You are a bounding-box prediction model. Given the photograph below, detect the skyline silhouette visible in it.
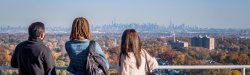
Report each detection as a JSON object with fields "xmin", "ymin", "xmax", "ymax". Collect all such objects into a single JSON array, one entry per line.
[{"xmin": 0, "ymin": 0, "xmax": 250, "ymax": 29}]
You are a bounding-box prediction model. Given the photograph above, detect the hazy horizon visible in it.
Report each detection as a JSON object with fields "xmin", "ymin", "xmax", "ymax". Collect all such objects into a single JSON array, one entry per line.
[{"xmin": 0, "ymin": 0, "xmax": 250, "ymax": 29}]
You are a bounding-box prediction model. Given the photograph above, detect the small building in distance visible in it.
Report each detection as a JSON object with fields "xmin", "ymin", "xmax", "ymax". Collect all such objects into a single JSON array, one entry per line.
[
  {"xmin": 191, "ymin": 35, "xmax": 215, "ymax": 50},
  {"xmin": 171, "ymin": 40, "xmax": 189, "ymax": 49}
]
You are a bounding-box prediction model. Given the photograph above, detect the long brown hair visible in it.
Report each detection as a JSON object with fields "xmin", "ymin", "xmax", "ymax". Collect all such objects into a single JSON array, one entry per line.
[
  {"xmin": 70, "ymin": 17, "xmax": 91, "ymax": 40},
  {"xmin": 119, "ymin": 29, "xmax": 142, "ymax": 69}
]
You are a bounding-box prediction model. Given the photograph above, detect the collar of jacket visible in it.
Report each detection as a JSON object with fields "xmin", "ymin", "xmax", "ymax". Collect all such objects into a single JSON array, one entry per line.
[{"xmin": 28, "ymin": 37, "xmax": 43, "ymax": 43}]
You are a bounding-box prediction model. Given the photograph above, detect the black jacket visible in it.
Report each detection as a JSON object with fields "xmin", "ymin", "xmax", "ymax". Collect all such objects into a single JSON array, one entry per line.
[{"xmin": 11, "ymin": 38, "xmax": 56, "ymax": 75}]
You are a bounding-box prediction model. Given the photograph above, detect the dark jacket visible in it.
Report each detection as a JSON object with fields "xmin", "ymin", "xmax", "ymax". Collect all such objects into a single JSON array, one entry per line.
[{"xmin": 11, "ymin": 38, "xmax": 56, "ymax": 75}]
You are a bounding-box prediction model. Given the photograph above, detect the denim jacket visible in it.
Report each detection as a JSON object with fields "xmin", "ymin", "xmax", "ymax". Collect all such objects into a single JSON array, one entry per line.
[{"xmin": 65, "ymin": 39, "xmax": 109, "ymax": 75}]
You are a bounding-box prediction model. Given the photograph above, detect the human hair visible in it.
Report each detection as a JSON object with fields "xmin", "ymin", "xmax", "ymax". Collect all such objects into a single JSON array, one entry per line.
[
  {"xmin": 70, "ymin": 17, "xmax": 91, "ymax": 40},
  {"xmin": 28, "ymin": 22, "xmax": 45, "ymax": 39},
  {"xmin": 119, "ymin": 29, "xmax": 142, "ymax": 69}
]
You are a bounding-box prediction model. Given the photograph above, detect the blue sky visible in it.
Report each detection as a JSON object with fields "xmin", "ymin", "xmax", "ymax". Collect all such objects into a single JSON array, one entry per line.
[{"xmin": 0, "ymin": 0, "xmax": 249, "ymax": 29}]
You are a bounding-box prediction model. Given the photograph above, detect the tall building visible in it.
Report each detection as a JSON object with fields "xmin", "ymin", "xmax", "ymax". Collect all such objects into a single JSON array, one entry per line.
[
  {"xmin": 171, "ymin": 32, "xmax": 188, "ymax": 49},
  {"xmin": 191, "ymin": 35, "xmax": 215, "ymax": 50},
  {"xmin": 171, "ymin": 40, "xmax": 189, "ymax": 49}
]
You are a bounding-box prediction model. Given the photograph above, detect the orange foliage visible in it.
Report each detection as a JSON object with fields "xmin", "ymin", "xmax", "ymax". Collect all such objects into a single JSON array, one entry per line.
[{"xmin": 232, "ymin": 70, "xmax": 241, "ymax": 75}]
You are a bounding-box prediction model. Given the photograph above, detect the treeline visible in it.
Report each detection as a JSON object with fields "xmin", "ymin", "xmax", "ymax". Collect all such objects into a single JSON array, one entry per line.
[
  {"xmin": 1, "ymin": 34, "xmax": 250, "ymax": 74},
  {"xmin": 106, "ymin": 37, "xmax": 250, "ymax": 74}
]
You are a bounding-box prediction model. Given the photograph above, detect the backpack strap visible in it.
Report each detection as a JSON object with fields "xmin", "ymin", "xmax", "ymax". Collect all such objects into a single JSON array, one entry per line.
[
  {"xmin": 88, "ymin": 40, "xmax": 96, "ymax": 52},
  {"xmin": 144, "ymin": 50, "xmax": 151, "ymax": 73}
]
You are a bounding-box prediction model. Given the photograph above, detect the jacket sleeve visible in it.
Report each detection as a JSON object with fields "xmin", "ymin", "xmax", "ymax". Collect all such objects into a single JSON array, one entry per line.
[
  {"xmin": 95, "ymin": 42, "xmax": 110, "ymax": 69},
  {"xmin": 144, "ymin": 49, "xmax": 159, "ymax": 70},
  {"xmin": 11, "ymin": 44, "xmax": 19, "ymax": 68},
  {"xmin": 118, "ymin": 55, "xmax": 129, "ymax": 75},
  {"xmin": 42, "ymin": 47, "xmax": 56, "ymax": 75}
]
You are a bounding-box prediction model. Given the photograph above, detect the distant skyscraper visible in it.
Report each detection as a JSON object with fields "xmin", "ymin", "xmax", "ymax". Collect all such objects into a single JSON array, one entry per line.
[{"xmin": 191, "ymin": 35, "xmax": 215, "ymax": 50}]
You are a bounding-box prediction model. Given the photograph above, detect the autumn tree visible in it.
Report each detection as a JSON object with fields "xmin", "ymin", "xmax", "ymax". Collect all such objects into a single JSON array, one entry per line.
[
  {"xmin": 172, "ymin": 53, "xmax": 186, "ymax": 65},
  {"xmin": 237, "ymin": 53, "xmax": 249, "ymax": 64}
]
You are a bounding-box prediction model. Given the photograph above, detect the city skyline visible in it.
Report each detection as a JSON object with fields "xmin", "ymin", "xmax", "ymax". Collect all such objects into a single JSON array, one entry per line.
[{"xmin": 0, "ymin": 0, "xmax": 250, "ymax": 29}]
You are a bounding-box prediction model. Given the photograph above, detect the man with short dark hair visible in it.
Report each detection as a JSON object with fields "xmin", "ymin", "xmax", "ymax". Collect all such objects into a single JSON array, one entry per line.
[{"xmin": 11, "ymin": 22, "xmax": 56, "ymax": 75}]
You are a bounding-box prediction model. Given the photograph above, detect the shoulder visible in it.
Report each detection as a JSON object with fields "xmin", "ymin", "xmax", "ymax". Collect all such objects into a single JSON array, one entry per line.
[
  {"xmin": 16, "ymin": 41, "xmax": 27, "ymax": 47},
  {"xmin": 17, "ymin": 40, "xmax": 28, "ymax": 46},
  {"xmin": 89, "ymin": 40, "xmax": 101, "ymax": 47},
  {"xmin": 94, "ymin": 41, "xmax": 101, "ymax": 46},
  {"xmin": 65, "ymin": 40, "xmax": 73, "ymax": 46},
  {"xmin": 120, "ymin": 54, "xmax": 129, "ymax": 63},
  {"xmin": 141, "ymin": 49, "xmax": 147, "ymax": 55},
  {"xmin": 141, "ymin": 49, "xmax": 151, "ymax": 58},
  {"xmin": 41, "ymin": 44, "xmax": 51, "ymax": 52},
  {"xmin": 15, "ymin": 41, "xmax": 31, "ymax": 50},
  {"xmin": 35, "ymin": 42, "xmax": 51, "ymax": 54},
  {"xmin": 65, "ymin": 41, "xmax": 70, "ymax": 47},
  {"xmin": 65, "ymin": 40, "xmax": 78, "ymax": 48},
  {"xmin": 92, "ymin": 41, "xmax": 103, "ymax": 51},
  {"xmin": 14, "ymin": 41, "xmax": 27, "ymax": 52}
]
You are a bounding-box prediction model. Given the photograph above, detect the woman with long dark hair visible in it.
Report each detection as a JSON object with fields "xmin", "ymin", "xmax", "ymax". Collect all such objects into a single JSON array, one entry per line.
[
  {"xmin": 118, "ymin": 29, "xmax": 158, "ymax": 75},
  {"xmin": 65, "ymin": 17, "xmax": 109, "ymax": 75}
]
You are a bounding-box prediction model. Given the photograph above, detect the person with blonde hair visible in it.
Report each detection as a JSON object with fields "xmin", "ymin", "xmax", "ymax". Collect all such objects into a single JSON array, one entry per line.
[{"xmin": 65, "ymin": 17, "xmax": 109, "ymax": 75}]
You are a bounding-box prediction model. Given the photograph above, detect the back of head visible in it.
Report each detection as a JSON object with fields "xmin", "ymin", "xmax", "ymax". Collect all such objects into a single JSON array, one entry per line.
[
  {"xmin": 70, "ymin": 17, "xmax": 91, "ymax": 40},
  {"xmin": 120, "ymin": 29, "xmax": 142, "ymax": 68},
  {"xmin": 28, "ymin": 22, "xmax": 45, "ymax": 39}
]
